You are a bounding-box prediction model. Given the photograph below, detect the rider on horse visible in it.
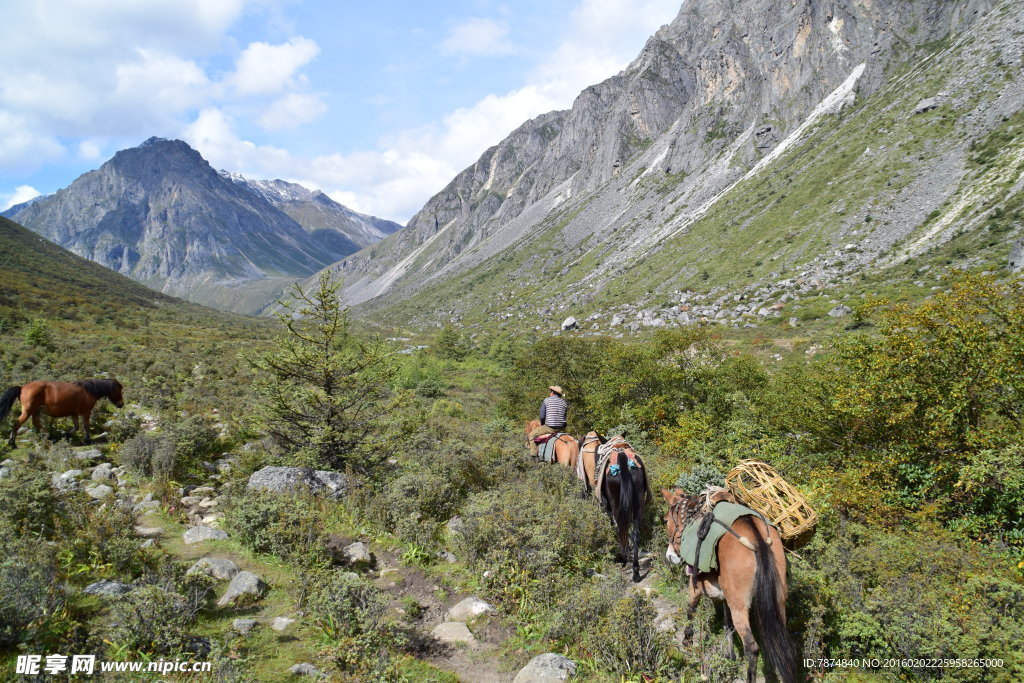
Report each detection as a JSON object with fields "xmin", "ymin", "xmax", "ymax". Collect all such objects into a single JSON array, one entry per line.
[{"xmin": 528, "ymin": 385, "xmax": 568, "ymax": 457}]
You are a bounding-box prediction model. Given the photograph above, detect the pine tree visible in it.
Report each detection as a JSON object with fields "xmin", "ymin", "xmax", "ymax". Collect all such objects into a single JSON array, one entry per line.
[{"xmin": 248, "ymin": 273, "xmax": 399, "ymax": 473}]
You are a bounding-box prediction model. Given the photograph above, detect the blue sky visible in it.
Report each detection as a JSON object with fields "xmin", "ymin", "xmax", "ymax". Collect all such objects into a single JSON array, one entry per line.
[{"xmin": 0, "ymin": 0, "xmax": 680, "ymax": 222}]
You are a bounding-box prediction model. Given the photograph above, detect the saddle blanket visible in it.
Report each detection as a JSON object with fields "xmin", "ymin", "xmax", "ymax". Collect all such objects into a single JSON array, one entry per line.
[
  {"xmin": 539, "ymin": 433, "xmax": 567, "ymax": 463},
  {"xmin": 681, "ymin": 502, "xmax": 765, "ymax": 573}
]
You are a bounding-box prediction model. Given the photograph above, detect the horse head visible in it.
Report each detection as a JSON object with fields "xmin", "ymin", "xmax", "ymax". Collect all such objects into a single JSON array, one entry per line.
[
  {"xmin": 110, "ymin": 379, "xmax": 125, "ymax": 408},
  {"xmin": 661, "ymin": 487, "xmax": 702, "ymax": 565}
]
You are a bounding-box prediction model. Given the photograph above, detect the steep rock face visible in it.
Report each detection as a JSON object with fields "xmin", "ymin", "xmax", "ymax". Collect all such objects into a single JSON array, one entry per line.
[
  {"xmin": 328, "ymin": 0, "xmax": 994, "ymax": 308},
  {"xmin": 3, "ymin": 138, "xmax": 399, "ymax": 313}
]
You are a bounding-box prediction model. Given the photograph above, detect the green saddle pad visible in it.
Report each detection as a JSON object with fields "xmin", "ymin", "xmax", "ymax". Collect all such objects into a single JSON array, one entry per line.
[{"xmin": 680, "ymin": 502, "xmax": 763, "ymax": 573}]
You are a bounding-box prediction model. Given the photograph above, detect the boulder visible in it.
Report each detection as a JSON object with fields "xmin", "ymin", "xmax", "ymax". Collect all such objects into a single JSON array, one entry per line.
[
  {"xmin": 247, "ymin": 466, "xmax": 348, "ymax": 498},
  {"xmin": 74, "ymin": 448, "xmax": 103, "ymax": 462},
  {"xmin": 187, "ymin": 557, "xmax": 240, "ymax": 581},
  {"xmin": 513, "ymin": 653, "xmax": 577, "ymax": 682},
  {"xmin": 431, "ymin": 621, "xmax": 476, "ymax": 645},
  {"xmin": 91, "ymin": 463, "xmax": 114, "ymax": 481},
  {"xmin": 84, "ymin": 580, "xmax": 133, "ymax": 596},
  {"xmin": 217, "ymin": 571, "xmax": 267, "ymax": 607},
  {"xmin": 446, "ymin": 597, "xmax": 496, "ymax": 623},
  {"xmin": 84, "ymin": 484, "xmax": 114, "ymax": 499},
  {"xmin": 270, "ymin": 616, "xmax": 296, "ymax": 631},
  {"xmin": 232, "ymin": 618, "xmax": 258, "ymax": 635},
  {"xmin": 288, "ymin": 663, "xmax": 321, "ymax": 677},
  {"xmin": 52, "ymin": 469, "xmax": 83, "ymax": 489},
  {"xmin": 560, "ymin": 316, "xmax": 579, "ymax": 331},
  {"xmin": 913, "ymin": 96, "xmax": 939, "ymax": 114},
  {"xmin": 340, "ymin": 541, "xmax": 372, "ymax": 566},
  {"xmin": 184, "ymin": 526, "xmax": 229, "ymax": 544},
  {"xmin": 1010, "ymin": 239, "xmax": 1024, "ymax": 272},
  {"xmin": 827, "ymin": 304, "xmax": 852, "ymax": 317},
  {"xmin": 134, "ymin": 526, "xmax": 164, "ymax": 539}
]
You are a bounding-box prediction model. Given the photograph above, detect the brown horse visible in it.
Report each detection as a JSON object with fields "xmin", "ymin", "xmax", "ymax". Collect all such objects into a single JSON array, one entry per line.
[
  {"xmin": 524, "ymin": 420, "xmax": 579, "ymax": 469},
  {"xmin": 0, "ymin": 379, "xmax": 124, "ymax": 446},
  {"xmin": 577, "ymin": 431, "xmax": 603, "ymax": 494},
  {"xmin": 662, "ymin": 488, "xmax": 795, "ymax": 683}
]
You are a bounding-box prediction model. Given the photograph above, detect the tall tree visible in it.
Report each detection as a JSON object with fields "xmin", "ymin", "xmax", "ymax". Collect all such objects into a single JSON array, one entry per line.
[{"xmin": 249, "ymin": 273, "xmax": 400, "ymax": 473}]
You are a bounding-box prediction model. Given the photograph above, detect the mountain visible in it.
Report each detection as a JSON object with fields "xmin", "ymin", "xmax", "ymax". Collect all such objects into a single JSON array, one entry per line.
[
  {"xmin": 2, "ymin": 138, "xmax": 399, "ymax": 314},
  {"xmin": 222, "ymin": 175, "xmax": 401, "ymax": 250},
  {"xmin": 322, "ymin": 0, "xmax": 1021, "ymax": 333}
]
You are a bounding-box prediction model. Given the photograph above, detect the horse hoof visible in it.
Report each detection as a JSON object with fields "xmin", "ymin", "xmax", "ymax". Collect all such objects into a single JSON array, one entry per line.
[{"xmin": 632, "ymin": 573, "xmax": 641, "ymax": 583}]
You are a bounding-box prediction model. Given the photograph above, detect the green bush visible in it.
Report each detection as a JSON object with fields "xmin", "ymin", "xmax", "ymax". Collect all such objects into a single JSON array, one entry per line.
[
  {"xmin": 58, "ymin": 495, "xmax": 145, "ymax": 576},
  {"xmin": 221, "ymin": 491, "xmax": 328, "ymax": 569},
  {"xmin": 307, "ymin": 571, "xmax": 387, "ymax": 639},
  {"xmin": 459, "ymin": 467, "xmax": 611, "ymax": 610},
  {"xmin": 0, "ymin": 532, "xmax": 66, "ymax": 649},
  {"xmin": 161, "ymin": 414, "xmax": 220, "ymax": 473},
  {"xmin": 590, "ymin": 592, "xmax": 674, "ymax": 678},
  {"xmin": 106, "ymin": 585, "xmax": 198, "ymax": 656},
  {"xmin": 0, "ymin": 463, "xmax": 61, "ymax": 536},
  {"xmin": 119, "ymin": 433, "xmax": 176, "ymax": 479}
]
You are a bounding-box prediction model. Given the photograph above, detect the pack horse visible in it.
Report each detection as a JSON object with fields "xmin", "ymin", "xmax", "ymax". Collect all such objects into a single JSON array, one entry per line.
[
  {"xmin": 662, "ymin": 487, "xmax": 796, "ymax": 683},
  {"xmin": 0, "ymin": 379, "xmax": 125, "ymax": 446}
]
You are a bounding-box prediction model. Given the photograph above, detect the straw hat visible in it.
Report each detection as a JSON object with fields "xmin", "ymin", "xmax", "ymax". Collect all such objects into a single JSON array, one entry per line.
[{"xmin": 548, "ymin": 385, "xmax": 565, "ymax": 397}]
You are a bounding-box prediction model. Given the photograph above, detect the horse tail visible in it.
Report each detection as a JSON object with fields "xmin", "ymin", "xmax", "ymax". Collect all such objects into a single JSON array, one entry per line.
[
  {"xmin": 615, "ymin": 452, "xmax": 642, "ymax": 547},
  {"xmin": 0, "ymin": 386, "xmax": 21, "ymax": 423},
  {"xmin": 747, "ymin": 518, "xmax": 797, "ymax": 683}
]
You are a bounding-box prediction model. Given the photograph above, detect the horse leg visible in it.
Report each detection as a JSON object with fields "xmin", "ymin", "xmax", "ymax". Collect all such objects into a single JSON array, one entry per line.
[
  {"xmin": 82, "ymin": 411, "xmax": 92, "ymax": 444},
  {"xmin": 71, "ymin": 415, "xmax": 80, "ymax": 440},
  {"xmin": 722, "ymin": 602, "xmax": 737, "ymax": 660},
  {"xmin": 31, "ymin": 411, "xmax": 44, "ymax": 440},
  {"xmin": 9, "ymin": 411, "xmax": 28, "ymax": 447},
  {"xmin": 683, "ymin": 583, "xmax": 702, "ymax": 642},
  {"xmin": 728, "ymin": 603, "xmax": 759, "ymax": 683},
  {"xmin": 630, "ymin": 518, "xmax": 641, "ymax": 583}
]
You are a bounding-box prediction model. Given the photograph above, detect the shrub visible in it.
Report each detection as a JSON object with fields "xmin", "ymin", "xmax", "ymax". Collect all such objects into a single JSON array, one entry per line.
[
  {"xmin": 119, "ymin": 433, "xmax": 176, "ymax": 479},
  {"xmin": 106, "ymin": 586, "xmax": 198, "ymax": 656},
  {"xmin": 0, "ymin": 533, "xmax": 65, "ymax": 649},
  {"xmin": 0, "ymin": 464, "xmax": 61, "ymax": 536},
  {"xmin": 58, "ymin": 496, "xmax": 145, "ymax": 576},
  {"xmin": 161, "ymin": 414, "xmax": 220, "ymax": 473},
  {"xmin": 307, "ymin": 572, "xmax": 387, "ymax": 639},
  {"xmin": 459, "ymin": 467, "xmax": 611, "ymax": 610},
  {"xmin": 105, "ymin": 411, "xmax": 143, "ymax": 444},
  {"xmin": 590, "ymin": 592, "xmax": 674, "ymax": 677},
  {"xmin": 221, "ymin": 491, "xmax": 329, "ymax": 569}
]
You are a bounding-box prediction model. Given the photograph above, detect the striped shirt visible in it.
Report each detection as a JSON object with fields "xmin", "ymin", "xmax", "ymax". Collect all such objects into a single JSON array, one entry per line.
[{"xmin": 540, "ymin": 395, "xmax": 568, "ymax": 428}]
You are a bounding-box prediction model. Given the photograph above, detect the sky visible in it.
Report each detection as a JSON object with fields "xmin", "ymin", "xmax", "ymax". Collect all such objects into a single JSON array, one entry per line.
[{"xmin": 0, "ymin": 0, "xmax": 681, "ymax": 223}]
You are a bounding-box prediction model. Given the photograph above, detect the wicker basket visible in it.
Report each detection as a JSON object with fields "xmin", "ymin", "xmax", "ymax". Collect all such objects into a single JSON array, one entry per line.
[{"xmin": 725, "ymin": 459, "xmax": 817, "ymax": 547}]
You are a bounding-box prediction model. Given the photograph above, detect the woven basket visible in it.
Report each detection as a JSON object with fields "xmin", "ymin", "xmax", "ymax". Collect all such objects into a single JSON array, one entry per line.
[{"xmin": 725, "ymin": 459, "xmax": 817, "ymax": 546}]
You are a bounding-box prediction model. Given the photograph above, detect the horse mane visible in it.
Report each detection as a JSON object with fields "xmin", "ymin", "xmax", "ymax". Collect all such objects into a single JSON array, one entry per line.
[{"xmin": 75, "ymin": 378, "xmax": 120, "ymax": 398}]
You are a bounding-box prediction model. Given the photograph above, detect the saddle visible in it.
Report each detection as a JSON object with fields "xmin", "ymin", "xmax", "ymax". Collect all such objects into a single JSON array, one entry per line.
[{"xmin": 537, "ymin": 433, "xmax": 567, "ymax": 463}]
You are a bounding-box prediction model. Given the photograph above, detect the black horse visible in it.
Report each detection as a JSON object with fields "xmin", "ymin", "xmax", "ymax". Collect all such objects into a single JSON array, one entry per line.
[{"xmin": 599, "ymin": 440, "xmax": 648, "ymax": 582}]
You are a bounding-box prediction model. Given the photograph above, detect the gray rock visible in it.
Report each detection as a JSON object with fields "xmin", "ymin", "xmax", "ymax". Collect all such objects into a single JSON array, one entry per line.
[
  {"xmin": 183, "ymin": 526, "xmax": 229, "ymax": 544},
  {"xmin": 288, "ymin": 663, "xmax": 321, "ymax": 677},
  {"xmin": 52, "ymin": 469, "xmax": 83, "ymax": 489},
  {"xmin": 828, "ymin": 304, "xmax": 853, "ymax": 317},
  {"xmin": 74, "ymin": 448, "xmax": 103, "ymax": 462},
  {"xmin": 140, "ymin": 539, "xmax": 157, "ymax": 549},
  {"xmin": 134, "ymin": 526, "xmax": 164, "ymax": 539},
  {"xmin": 513, "ymin": 653, "xmax": 577, "ymax": 682},
  {"xmin": 84, "ymin": 580, "xmax": 133, "ymax": 596},
  {"xmin": 84, "ymin": 484, "xmax": 114, "ymax": 499},
  {"xmin": 446, "ymin": 597, "xmax": 496, "ymax": 622},
  {"xmin": 1010, "ymin": 239, "xmax": 1024, "ymax": 272},
  {"xmin": 270, "ymin": 616, "xmax": 296, "ymax": 631},
  {"xmin": 913, "ymin": 96, "xmax": 939, "ymax": 114},
  {"xmin": 439, "ymin": 551, "xmax": 458, "ymax": 563},
  {"xmin": 217, "ymin": 571, "xmax": 267, "ymax": 607},
  {"xmin": 560, "ymin": 316, "xmax": 579, "ymax": 331},
  {"xmin": 247, "ymin": 466, "xmax": 348, "ymax": 498},
  {"xmin": 91, "ymin": 462, "xmax": 114, "ymax": 481},
  {"xmin": 232, "ymin": 618, "xmax": 258, "ymax": 635},
  {"xmin": 445, "ymin": 516, "xmax": 465, "ymax": 536},
  {"xmin": 187, "ymin": 557, "xmax": 240, "ymax": 581},
  {"xmin": 134, "ymin": 500, "xmax": 160, "ymax": 513},
  {"xmin": 341, "ymin": 541, "xmax": 372, "ymax": 566},
  {"xmin": 431, "ymin": 621, "xmax": 476, "ymax": 645}
]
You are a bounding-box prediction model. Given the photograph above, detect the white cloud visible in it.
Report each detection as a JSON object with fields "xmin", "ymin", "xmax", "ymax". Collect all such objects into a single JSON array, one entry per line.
[
  {"xmin": 1, "ymin": 184, "xmax": 42, "ymax": 211},
  {"xmin": 231, "ymin": 37, "xmax": 320, "ymax": 96},
  {"xmin": 439, "ymin": 18, "xmax": 516, "ymax": 57},
  {"xmin": 78, "ymin": 140, "xmax": 104, "ymax": 161},
  {"xmin": 259, "ymin": 93, "xmax": 328, "ymax": 130}
]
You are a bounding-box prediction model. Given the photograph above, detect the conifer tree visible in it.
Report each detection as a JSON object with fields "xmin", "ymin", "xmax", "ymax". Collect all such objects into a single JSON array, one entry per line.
[{"xmin": 249, "ymin": 273, "xmax": 399, "ymax": 473}]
